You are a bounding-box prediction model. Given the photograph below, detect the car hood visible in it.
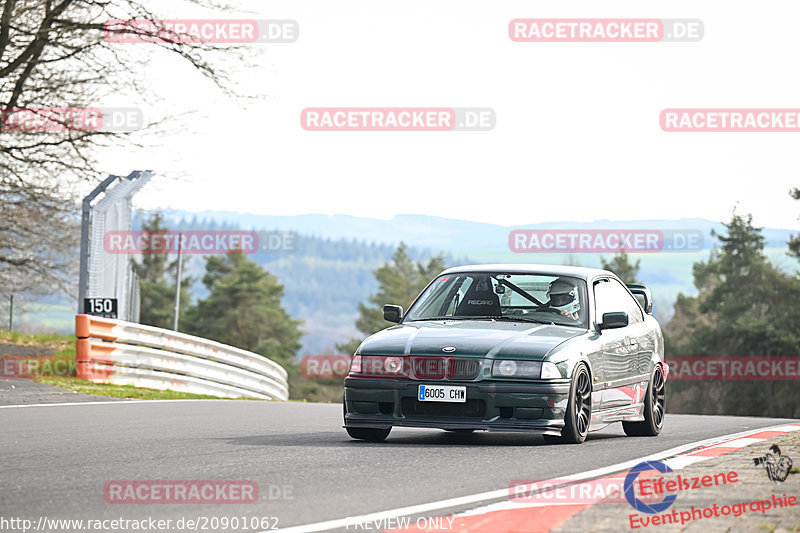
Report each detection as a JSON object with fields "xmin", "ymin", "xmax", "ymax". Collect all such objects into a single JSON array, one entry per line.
[{"xmin": 357, "ymin": 320, "xmax": 584, "ymax": 360}]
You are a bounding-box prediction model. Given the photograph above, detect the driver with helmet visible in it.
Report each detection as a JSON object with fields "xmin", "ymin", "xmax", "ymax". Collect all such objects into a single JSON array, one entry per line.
[{"xmin": 546, "ymin": 278, "xmax": 580, "ymax": 320}]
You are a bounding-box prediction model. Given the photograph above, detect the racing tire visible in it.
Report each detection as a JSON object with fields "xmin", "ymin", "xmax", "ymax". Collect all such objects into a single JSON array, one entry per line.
[
  {"xmin": 346, "ymin": 427, "xmax": 391, "ymax": 442},
  {"xmin": 343, "ymin": 401, "xmax": 391, "ymax": 442},
  {"xmin": 622, "ymin": 365, "xmax": 666, "ymax": 437},
  {"xmin": 545, "ymin": 363, "xmax": 592, "ymax": 444}
]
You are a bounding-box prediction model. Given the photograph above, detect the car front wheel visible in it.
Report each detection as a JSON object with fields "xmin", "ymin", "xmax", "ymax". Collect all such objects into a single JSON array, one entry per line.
[
  {"xmin": 343, "ymin": 401, "xmax": 391, "ymax": 442},
  {"xmin": 346, "ymin": 427, "xmax": 391, "ymax": 442},
  {"xmin": 544, "ymin": 363, "xmax": 591, "ymax": 444}
]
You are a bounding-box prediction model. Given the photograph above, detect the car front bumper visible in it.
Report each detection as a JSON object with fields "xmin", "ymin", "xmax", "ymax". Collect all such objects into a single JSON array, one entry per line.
[{"xmin": 344, "ymin": 377, "xmax": 571, "ymax": 435}]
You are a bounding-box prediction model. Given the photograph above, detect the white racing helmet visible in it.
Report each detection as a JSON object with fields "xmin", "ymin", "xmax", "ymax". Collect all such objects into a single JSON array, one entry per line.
[{"xmin": 547, "ymin": 278, "xmax": 580, "ymax": 316}]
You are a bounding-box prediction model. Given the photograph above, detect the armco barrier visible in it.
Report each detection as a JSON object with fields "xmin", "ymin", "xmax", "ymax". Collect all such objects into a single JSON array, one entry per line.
[{"xmin": 75, "ymin": 314, "xmax": 289, "ymax": 400}]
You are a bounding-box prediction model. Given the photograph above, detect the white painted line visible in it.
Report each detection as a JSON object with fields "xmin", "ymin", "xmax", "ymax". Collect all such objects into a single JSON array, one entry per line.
[
  {"xmin": 664, "ymin": 454, "xmax": 712, "ymax": 469},
  {"xmin": 452, "ymin": 425, "xmax": 800, "ymax": 523},
  {"xmin": 0, "ymin": 400, "xmax": 136, "ymax": 409},
  {"xmin": 0, "ymin": 399, "xmax": 235, "ymax": 409},
  {"xmin": 711, "ymin": 437, "xmax": 761, "ymax": 448},
  {"xmin": 0, "ymin": 398, "xmax": 310, "ymax": 409},
  {"xmin": 270, "ymin": 422, "xmax": 799, "ymax": 533},
  {"xmin": 772, "ymin": 424, "xmax": 800, "ymax": 432}
]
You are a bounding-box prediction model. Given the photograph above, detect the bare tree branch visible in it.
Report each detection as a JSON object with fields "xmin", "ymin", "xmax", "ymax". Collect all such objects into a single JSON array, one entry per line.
[{"xmin": 1, "ymin": 0, "xmax": 252, "ymax": 298}]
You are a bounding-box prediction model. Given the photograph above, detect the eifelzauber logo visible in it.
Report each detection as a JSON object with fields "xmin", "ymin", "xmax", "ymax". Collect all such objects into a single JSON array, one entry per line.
[{"xmin": 624, "ymin": 461, "xmax": 678, "ymax": 514}]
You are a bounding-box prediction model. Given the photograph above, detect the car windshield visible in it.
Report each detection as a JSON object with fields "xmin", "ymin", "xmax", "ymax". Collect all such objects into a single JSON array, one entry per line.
[{"xmin": 404, "ymin": 272, "xmax": 588, "ymax": 327}]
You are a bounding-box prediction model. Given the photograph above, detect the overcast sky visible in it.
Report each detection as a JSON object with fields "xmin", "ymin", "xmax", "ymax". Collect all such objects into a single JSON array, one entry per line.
[{"xmin": 97, "ymin": 0, "xmax": 800, "ymax": 230}]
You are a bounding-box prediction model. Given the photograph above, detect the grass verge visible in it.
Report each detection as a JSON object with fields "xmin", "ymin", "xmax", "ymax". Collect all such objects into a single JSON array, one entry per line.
[
  {"xmin": 0, "ymin": 330, "xmax": 74, "ymax": 345},
  {"xmin": 33, "ymin": 377, "xmax": 230, "ymax": 400},
  {"xmin": 3, "ymin": 329, "xmax": 265, "ymax": 401}
]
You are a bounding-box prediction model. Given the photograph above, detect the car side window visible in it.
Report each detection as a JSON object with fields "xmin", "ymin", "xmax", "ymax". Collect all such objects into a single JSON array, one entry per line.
[{"xmin": 594, "ymin": 279, "xmax": 644, "ymax": 324}]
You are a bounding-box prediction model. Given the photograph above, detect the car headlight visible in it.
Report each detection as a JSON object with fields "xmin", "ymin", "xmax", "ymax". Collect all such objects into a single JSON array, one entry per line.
[
  {"xmin": 492, "ymin": 360, "xmax": 541, "ymax": 378},
  {"xmin": 540, "ymin": 362, "xmax": 561, "ymax": 379},
  {"xmin": 349, "ymin": 355, "xmax": 408, "ymax": 377},
  {"xmin": 384, "ymin": 357, "xmax": 403, "ymax": 373}
]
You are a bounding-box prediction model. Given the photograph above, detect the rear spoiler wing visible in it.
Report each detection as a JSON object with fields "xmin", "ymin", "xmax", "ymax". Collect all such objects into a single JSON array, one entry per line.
[{"xmin": 626, "ymin": 283, "xmax": 653, "ymax": 314}]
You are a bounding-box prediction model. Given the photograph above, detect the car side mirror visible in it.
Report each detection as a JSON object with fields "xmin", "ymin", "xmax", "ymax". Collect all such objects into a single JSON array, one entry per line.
[
  {"xmin": 600, "ymin": 311, "xmax": 628, "ymax": 330},
  {"xmin": 383, "ymin": 304, "xmax": 403, "ymax": 323}
]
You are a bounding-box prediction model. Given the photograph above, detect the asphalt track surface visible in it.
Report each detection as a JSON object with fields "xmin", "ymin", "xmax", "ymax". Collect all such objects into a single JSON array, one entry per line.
[{"xmin": 0, "ymin": 399, "xmax": 796, "ymax": 532}]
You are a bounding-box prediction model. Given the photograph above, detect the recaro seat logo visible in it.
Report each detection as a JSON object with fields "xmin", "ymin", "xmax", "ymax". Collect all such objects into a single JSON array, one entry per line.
[{"xmin": 624, "ymin": 461, "xmax": 677, "ymax": 514}]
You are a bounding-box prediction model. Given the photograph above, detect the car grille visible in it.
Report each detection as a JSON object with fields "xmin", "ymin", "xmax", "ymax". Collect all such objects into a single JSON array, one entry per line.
[
  {"xmin": 401, "ymin": 398, "xmax": 486, "ymax": 418},
  {"xmin": 410, "ymin": 357, "xmax": 481, "ymax": 380},
  {"xmin": 450, "ymin": 358, "xmax": 481, "ymax": 379}
]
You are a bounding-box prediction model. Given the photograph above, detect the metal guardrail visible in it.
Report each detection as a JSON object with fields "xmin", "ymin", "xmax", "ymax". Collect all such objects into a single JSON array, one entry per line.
[{"xmin": 75, "ymin": 315, "xmax": 289, "ymax": 400}]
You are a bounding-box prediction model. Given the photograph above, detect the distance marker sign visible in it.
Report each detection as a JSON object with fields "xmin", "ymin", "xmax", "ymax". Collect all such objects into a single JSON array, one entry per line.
[{"xmin": 84, "ymin": 298, "xmax": 118, "ymax": 318}]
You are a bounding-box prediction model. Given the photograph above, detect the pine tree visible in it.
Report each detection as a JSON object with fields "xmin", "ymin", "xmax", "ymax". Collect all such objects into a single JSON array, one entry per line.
[
  {"xmin": 184, "ymin": 253, "xmax": 302, "ymax": 368},
  {"xmin": 337, "ymin": 243, "xmax": 445, "ymax": 354},
  {"xmin": 667, "ymin": 212, "xmax": 800, "ymax": 356},
  {"xmin": 131, "ymin": 213, "xmax": 191, "ymax": 329},
  {"xmin": 665, "ymin": 211, "xmax": 800, "ymax": 417},
  {"xmin": 600, "ymin": 251, "xmax": 641, "ymax": 284},
  {"xmin": 789, "ymin": 187, "xmax": 800, "ymax": 261}
]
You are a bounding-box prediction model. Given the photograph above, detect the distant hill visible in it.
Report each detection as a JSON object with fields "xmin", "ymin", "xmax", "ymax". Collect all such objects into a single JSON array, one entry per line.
[
  {"xmin": 156, "ymin": 211, "xmax": 798, "ymax": 252},
  {"xmin": 132, "ymin": 212, "xmax": 468, "ymax": 355},
  {"xmin": 129, "ymin": 212, "xmax": 797, "ymax": 356},
  {"xmin": 12, "ymin": 212, "xmax": 798, "ymax": 357}
]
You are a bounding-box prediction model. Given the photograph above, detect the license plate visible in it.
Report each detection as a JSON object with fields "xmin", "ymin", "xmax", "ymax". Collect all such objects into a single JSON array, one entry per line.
[{"xmin": 418, "ymin": 385, "xmax": 466, "ymax": 403}]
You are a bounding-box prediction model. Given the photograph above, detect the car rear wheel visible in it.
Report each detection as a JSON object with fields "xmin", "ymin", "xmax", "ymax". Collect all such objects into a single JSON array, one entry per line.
[
  {"xmin": 622, "ymin": 365, "xmax": 666, "ymax": 437},
  {"xmin": 544, "ymin": 363, "xmax": 591, "ymax": 444}
]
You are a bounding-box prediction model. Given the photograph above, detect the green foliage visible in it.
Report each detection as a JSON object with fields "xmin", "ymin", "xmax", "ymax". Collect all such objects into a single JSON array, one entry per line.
[
  {"xmin": 336, "ymin": 242, "xmax": 446, "ymax": 354},
  {"xmin": 666, "ymin": 211, "xmax": 800, "ymax": 417},
  {"xmin": 789, "ymin": 187, "xmax": 800, "ymax": 261},
  {"xmin": 132, "ymin": 213, "xmax": 192, "ymax": 329},
  {"xmin": 184, "ymin": 253, "xmax": 302, "ymax": 369},
  {"xmin": 669, "ymin": 212, "xmax": 800, "ymax": 357},
  {"xmin": 288, "ymin": 370, "xmax": 345, "ymax": 403},
  {"xmin": 0, "ymin": 330, "xmax": 73, "ymax": 345},
  {"xmin": 600, "ymin": 251, "xmax": 641, "ymax": 284}
]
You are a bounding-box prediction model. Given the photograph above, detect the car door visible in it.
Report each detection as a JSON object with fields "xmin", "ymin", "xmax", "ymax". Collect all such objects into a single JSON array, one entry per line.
[{"xmin": 593, "ymin": 278, "xmax": 650, "ymax": 410}]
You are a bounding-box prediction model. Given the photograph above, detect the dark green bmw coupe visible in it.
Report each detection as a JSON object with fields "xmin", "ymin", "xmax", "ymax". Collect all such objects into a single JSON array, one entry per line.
[{"xmin": 343, "ymin": 264, "xmax": 667, "ymax": 444}]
